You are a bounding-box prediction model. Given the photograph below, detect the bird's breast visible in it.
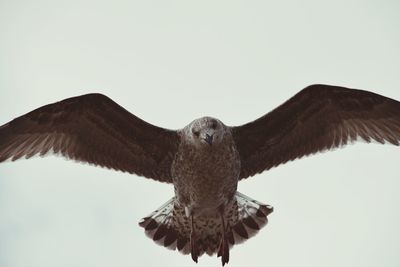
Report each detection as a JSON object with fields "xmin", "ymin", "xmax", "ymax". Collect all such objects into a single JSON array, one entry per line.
[{"xmin": 171, "ymin": 143, "xmax": 240, "ymax": 214}]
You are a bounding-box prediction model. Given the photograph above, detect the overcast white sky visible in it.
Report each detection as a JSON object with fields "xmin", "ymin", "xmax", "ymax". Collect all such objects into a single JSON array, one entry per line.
[{"xmin": 1, "ymin": 1, "xmax": 400, "ymax": 267}]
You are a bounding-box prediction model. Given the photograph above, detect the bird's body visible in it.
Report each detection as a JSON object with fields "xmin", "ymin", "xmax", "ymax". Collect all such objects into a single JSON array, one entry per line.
[
  {"xmin": 141, "ymin": 117, "xmax": 269, "ymax": 264},
  {"xmin": 172, "ymin": 118, "xmax": 240, "ymax": 216},
  {"xmin": 1, "ymin": 84, "xmax": 400, "ymax": 265}
]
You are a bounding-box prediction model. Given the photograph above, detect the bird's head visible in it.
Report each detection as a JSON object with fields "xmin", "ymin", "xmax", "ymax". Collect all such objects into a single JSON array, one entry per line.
[{"xmin": 184, "ymin": 117, "xmax": 226, "ymax": 147}]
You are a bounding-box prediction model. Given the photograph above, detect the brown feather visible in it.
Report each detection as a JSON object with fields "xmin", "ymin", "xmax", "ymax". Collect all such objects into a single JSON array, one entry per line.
[
  {"xmin": 0, "ymin": 93, "xmax": 180, "ymax": 183},
  {"xmin": 231, "ymin": 84, "xmax": 400, "ymax": 179}
]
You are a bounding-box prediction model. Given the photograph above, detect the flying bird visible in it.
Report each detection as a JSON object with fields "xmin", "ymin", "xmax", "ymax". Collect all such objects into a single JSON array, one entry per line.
[{"xmin": 1, "ymin": 84, "xmax": 400, "ymax": 265}]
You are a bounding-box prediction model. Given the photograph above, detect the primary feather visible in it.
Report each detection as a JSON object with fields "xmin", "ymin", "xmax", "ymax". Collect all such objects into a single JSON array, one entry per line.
[
  {"xmin": 231, "ymin": 84, "xmax": 400, "ymax": 179},
  {"xmin": 0, "ymin": 93, "xmax": 180, "ymax": 182}
]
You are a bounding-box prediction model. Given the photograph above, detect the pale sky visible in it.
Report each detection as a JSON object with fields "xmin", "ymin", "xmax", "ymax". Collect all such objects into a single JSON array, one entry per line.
[{"xmin": 1, "ymin": 1, "xmax": 400, "ymax": 267}]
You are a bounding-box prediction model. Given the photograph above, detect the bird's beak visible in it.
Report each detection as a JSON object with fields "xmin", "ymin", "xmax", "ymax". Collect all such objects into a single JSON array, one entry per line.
[{"xmin": 204, "ymin": 133, "xmax": 213, "ymax": 146}]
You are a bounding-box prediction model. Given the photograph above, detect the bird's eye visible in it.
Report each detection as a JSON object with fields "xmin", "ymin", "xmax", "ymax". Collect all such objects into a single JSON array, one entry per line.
[
  {"xmin": 192, "ymin": 129, "xmax": 200, "ymax": 137},
  {"xmin": 211, "ymin": 121, "xmax": 217, "ymax": 129}
]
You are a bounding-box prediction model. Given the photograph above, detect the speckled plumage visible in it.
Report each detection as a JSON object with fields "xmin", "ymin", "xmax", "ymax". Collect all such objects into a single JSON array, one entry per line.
[
  {"xmin": 2, "ymin": 84, "xmax": 400, "ymax": 265},
  {"xmin": 139, "ymin": 192, "xmax": 272, "ymax": 257},
  {"xmin": 172, "ymin": 118, "xmax": 240, "ymax": 216}
]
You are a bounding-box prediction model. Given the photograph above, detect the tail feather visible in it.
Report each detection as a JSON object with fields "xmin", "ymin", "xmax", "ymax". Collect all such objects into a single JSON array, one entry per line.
[
  {"xmin": 138, "ymin": 198, "xmax": 184, "ymax": 252},
  {"xmin": 230, "ymin": 191, "xmax": 273, "ymax": 245},
  {"xmin": 139, "ymin": 192, "xmax": 273, "ymax": 260}
]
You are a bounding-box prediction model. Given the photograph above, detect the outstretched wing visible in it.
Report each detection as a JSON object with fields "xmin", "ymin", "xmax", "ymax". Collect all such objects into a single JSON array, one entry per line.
[
  {"xmin": 0, "ymin": 93, "xmax": 180, "ymax": 183},
  {"xmin": 231, "ymin": 84, "xmax": 400, "ymax": 180}
]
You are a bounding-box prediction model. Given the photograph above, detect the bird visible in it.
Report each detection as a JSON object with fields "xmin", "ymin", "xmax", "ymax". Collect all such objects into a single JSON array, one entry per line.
[{"xmin": 1, "ymin": 84, "xmax": 400, "ymax": 266}]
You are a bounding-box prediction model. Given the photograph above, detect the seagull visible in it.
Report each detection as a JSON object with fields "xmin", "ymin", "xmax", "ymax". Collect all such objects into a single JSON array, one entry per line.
[{"xmin": 1, "ymin": 84, "xmax": 400, "ymax": 265}]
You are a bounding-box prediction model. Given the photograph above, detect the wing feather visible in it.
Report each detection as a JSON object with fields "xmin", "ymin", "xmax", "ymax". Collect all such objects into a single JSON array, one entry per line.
[
  {"xmin": 0, "ymin": 93, "xmax": 180, "ymax": 183},
  {"xmin": 231, "ymin": 84, "xmax": 400, "ymax": 179}
]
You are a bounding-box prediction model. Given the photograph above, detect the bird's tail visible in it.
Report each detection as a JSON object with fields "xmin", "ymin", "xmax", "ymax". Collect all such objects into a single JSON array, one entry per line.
[{"xmin": 139, "ymin": 192, "xmax": 273, "ymax": 261}]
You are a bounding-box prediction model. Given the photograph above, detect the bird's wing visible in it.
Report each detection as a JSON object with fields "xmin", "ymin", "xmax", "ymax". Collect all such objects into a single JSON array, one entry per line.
[
  {"xmin": 231, "ymin": 84, "xmax": 400, "ymax": 180},
  {"xmin": 0, "ymin": 93, "xmax": 180, "ymax": 183}
]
